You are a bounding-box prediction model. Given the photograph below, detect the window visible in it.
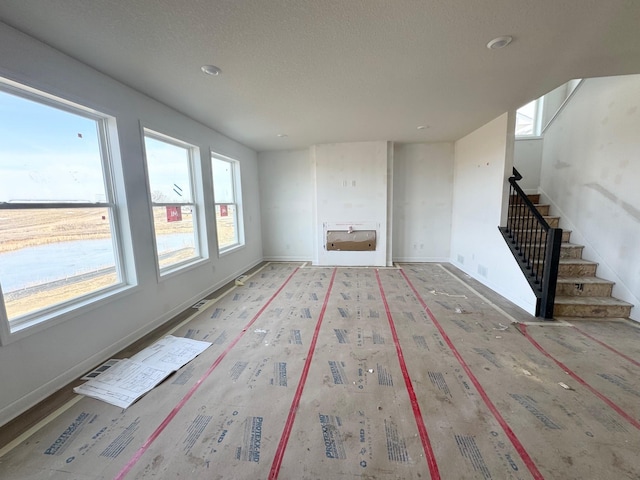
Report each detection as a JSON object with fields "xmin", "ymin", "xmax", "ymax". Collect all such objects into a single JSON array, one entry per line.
[
  {"xmin": 211, "ymin": 154, "xmax": 243, "ymax": 252},
  {"xmin": 143, "ymin": 130, "xmax": 202, "ymax": 272},
  {"xmin": 515, "ymin": 98, "xmax": 544, "ymax": 136},
  {"xmin": 0, "ymin": 81, "xmax": 125, "ymax": 331}
]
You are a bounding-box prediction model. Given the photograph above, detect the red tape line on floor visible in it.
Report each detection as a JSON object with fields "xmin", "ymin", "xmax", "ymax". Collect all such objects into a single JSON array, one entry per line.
[
  {"xmin": 114, "ymin": 266, "xmax": 300, "ymax": 480},
  {"xmin": 571, "ymin": 325, "xmax": 640, "ymax": 369},
  {"xmin": 518, "ymin": 323, "xmax": 640, "ymax": 431},
  {"xmin": 376, "ymin": 269, "xmax": 441, "ymax": 480},
  {"xmin": 268, "ymin": 268, "xmax": 337, "ymax": 480},
  {"xmin": 399, "ymin": 268, "xmax": 545, "ymax": 480}
]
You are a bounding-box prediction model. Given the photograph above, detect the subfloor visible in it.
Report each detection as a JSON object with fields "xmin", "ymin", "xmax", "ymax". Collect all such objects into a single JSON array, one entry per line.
[{"xmin": 0, "ymin": 263, "xmax": 639, "ymax": 479}]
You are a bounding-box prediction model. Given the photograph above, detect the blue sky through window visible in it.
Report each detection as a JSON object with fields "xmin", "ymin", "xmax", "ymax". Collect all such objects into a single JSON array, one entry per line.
[{"xmin": 0, "ymin": 90, "xmax": 107, "ymax": 202}]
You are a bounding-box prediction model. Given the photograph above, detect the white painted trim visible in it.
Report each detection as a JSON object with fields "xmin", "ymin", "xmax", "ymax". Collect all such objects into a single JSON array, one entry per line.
[
  {"xmin": 393, "ymin": 257, "xmax": 451, "ymax": 263},
  {"xmin": 263, "ymin": 256, "xmax": 312, "ymax": 262},
  {"xmin": 515, "ymin": 135, "xmax": 543, "ymax": 141}
]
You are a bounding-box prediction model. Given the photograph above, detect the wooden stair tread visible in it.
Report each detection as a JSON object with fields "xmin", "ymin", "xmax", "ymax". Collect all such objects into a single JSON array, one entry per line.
[
  {"xmin": 506, "ymin": 192, "xmax": 633, "ymax": 319},
  {"xmin": 559, "ymin": 258, "xmax": 597, "ymax": 265},
  {"xmin": 554, "ymin": 296, "xmax": 633, "ymax": 307},
  {"xmin": 521, "ymin": 242, "xmax": 582, "ymax": 248},
  {"xmin": 556, "ymin": 276, "xmax": 614, "ymax": 285},
  {"xmin": 511, "ymin": 228, "xmax": 571, "ymax": 233},
  {"xmin": 554, "ymin": 316, "xmax": 631, "ymax": 323},
  {"xmin": 507, "ymin": 215, "xmax": 560, "ymax": 221}
]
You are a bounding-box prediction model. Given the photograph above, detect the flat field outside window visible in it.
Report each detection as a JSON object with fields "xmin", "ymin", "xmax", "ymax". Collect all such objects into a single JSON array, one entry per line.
[
  {"xmin": 0, "ymin": 87, "xmax": 123, "ymax": 325},
  {"xmin": 212, "ymin": 156, "xmax": 242, "ymax": 251},
  {"xmin": 0, "ymin": 208, "xmax": 119, "ymax": 319},
  {"xmin": 151, "ymin": 206, "xmax": 196, "ymax": 268},
  {"xmin": 144, "ymin": 134, "xmax": 200, "ymax": 271}
]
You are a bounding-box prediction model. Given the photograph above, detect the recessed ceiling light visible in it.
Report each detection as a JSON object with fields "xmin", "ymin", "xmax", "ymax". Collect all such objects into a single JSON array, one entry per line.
[
  {"xmin": 487, "ymin": 36, "xmax": 513, "ymax": 50},
  {"xmin": 201, "ymin": 65, "xmax": 222, "ymax": 76},
  {"xmin": 277, "ymin": 133, "xmax": 288, "ymax": 138}
]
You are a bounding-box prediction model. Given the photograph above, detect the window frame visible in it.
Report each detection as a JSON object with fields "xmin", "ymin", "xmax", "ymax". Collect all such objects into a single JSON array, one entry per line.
[
  {"xmin": 0, "ymin": 79, "xmax": 132, "ymax": 343},
  {"xmin": 211, "ymin": 152, "xmax": 244, "ymax": 254},
  {"xmin": 142, "ymin": 128, "xmax": 206, "ymax": 276},
  {"xmin": 515, "ymin": 97, "xmax": 545, "ymax": 138}
]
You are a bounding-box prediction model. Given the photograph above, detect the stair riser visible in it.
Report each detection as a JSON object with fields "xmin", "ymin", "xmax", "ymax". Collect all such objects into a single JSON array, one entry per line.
[
  {"xmin": 558, "ymin": 263, "xmax": 597, "ymax": 277},
  {"xmin": 508, "ymin": 217, "xmax": 560, "ymax": 228},
  {"xmin": 510, "ymin": 230, "xmax": 571, "ymax": 242},
  {"xmin": 509, "ymin": 194, "xmax": 540, "ymax": 203},
  {"xmin": 556, "ymin": 283, "xmax": 613, "ymax": 297},
  {"xmin": 554, "ymin": 304, "xmax": 632, "ymax": 318},
  {"xmin": 536, "ymin": 205, "xmax": 550, "ymax": 216},
  {"xmin": 560, "ymin": 246, "xmax": 584, "ymax": 259},
  {"xmin": 508, "ymin": 205, "xmax": 550, "ymax": 215}
]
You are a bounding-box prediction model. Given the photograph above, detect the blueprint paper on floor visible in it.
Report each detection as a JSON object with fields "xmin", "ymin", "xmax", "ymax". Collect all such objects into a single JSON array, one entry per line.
[{"xmin": 73, "ymin": 335, "xmax": 211, "ymax": 408}]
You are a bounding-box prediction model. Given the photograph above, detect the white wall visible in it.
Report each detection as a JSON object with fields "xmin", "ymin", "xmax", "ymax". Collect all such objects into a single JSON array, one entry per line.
[
  {"xmin": 451, "ymin": 113, "xmax": 537, "ymax": 314},
  {"xmin": 392, "ymin": 143, "xmax": 453, "ymax": 262},
  {"xmin": 312, "ymin": 142, "xmax": 389, "ymax": 266},
  {"xmin": 539, "ymin": 74, "xmax": 640, "ymax": 320},
  {"xmin": 258, "ymin": 149, "xmax": 313, "ymax": 261},
  {"xmin": 513, "ymin": 138, "xmax": 543, "ymax": 193},
  {"xmin": 0, "ymin": 23, "xmax": 263, "ymax": 426}
]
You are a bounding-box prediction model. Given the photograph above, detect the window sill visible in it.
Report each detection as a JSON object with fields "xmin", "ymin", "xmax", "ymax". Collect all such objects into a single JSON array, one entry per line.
[
  {"xmin": 157, "ymin": 256, "xmax": 208, "ymax": 282},
  {"xmin": 1, "ymin": 283, "xmax": 139, "ymax": 346},
  {"xmin": 218, "ymin": 243, "xmax": 245, "ymax": 258},
  {"xmin": 515, "ymin": 135, "xmax": 543, "ymax": 140}
]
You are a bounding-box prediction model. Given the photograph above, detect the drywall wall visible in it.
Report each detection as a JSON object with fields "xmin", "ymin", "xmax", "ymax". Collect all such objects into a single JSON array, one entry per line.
[
  {"xmin": 513, "ymin": 138, "xmax": 543, "ymax": 193},
  {"xmin": 312, "ymin": 142, "xmax": 389, "ymax": 266},
  {"xmin": 451, "ymin": 113, "xmax": 537, "ymax": 314},
  {"xmin": 539, "ymin": 74, "xmax": 640, "ymax": 320},
  {"xmin": 258, "ymin": 149, "xmax": 313, "ymax": 261},
  {"xmin": 392, "ymin": 143, "xmax": 454, "ymax": 262},
  {"xmin": 0, "ymin": 23, "xmax": 263, "ymax": 426}
]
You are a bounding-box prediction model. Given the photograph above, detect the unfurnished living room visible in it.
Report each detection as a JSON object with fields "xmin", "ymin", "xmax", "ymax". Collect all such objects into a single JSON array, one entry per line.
[{"xmin": 0, "ymin": 1, "xmax": 639, "ymax": 479}]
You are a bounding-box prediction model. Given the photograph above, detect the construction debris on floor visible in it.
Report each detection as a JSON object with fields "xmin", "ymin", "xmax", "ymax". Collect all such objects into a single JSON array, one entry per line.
[{"xmin": 0, "ymin": 262, "xmax": 638, "ymax": 479}]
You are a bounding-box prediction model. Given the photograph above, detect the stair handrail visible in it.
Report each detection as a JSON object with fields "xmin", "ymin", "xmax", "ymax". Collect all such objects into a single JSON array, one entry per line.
[
  {"xmin": 499, "ymin": 167, "xmax": 562, "ymax": 319},
  {"xmin": 507, "ymin": 169, "xmax": 550, "ymax": 229}
]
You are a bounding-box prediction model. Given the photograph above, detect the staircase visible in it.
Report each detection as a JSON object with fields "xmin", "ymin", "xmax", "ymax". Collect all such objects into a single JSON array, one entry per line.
[{"xmin": 525, "ymin": 194, "xmax": 633, "ymax": 320}]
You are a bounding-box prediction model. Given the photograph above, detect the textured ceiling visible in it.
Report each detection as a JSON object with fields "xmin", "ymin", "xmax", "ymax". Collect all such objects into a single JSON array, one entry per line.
[{"xmin": 1, "ymin": 0, "xmax": 640, "ymax": 151}]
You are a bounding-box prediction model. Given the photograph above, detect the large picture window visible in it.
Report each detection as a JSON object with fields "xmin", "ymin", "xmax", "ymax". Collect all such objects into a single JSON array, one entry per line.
[
  {"xmin": 211, "ymin": 154, "xmax": 243, "ymax": 252},
  {"xmin": 143, "ymin": 130, "xmax": 201, "ymax": 272},
  {"xmin": 0, "ymin": 81, "xmax": 125, "ymax": 331}
]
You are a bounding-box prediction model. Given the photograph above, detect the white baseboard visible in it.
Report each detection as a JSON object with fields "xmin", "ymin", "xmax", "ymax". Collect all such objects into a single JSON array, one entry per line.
[
  {"xmin": 393, "ymin": 256, "xmax": 451, "ymax": 263},
  {"xmin": 263, "ymin": 255, "xmax": 312, "ymax": 262}
]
